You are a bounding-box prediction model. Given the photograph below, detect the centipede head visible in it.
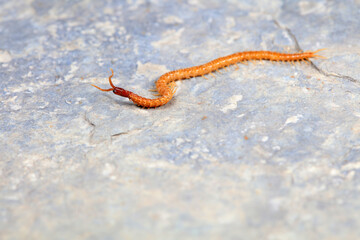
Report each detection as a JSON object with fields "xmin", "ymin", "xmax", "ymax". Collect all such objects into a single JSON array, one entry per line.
[
  {"xmin": 91, "ymin": 68, "xmax": 131, "ymax": 98},
  {"xmin": 113, "ymin": 87, "xmax": 130, "ymax": 98}
]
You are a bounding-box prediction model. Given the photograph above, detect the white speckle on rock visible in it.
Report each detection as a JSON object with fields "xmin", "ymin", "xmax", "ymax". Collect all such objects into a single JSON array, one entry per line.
[
  {"xmin": 95, "ymin": 21, "xmax": 116, "ymax": 37},
  {"xmin": 262, "ymin": 136, "xmax": 269, "ymax": 142},
  {"xmin": 75, "ymin": 97, "xmax": 86, "ymax": 104},
  {"xmin": 330, "ymin": 168, "xmax": 340, "ymax": 176},
  {"xmin": 48, "ymin": 24, "xmax": 58, "ymax": 38},
  {"xmin": 188, "ymin": 0, "xmax": 205, "ymax": 8},
  {"xmin": 283, "ymin": 114, "xmax": 303, "ymax": 127},
  {"xmin": 10, "ymin": 104, "xmax": 22, "ymax": 111},
  {"xmin": 322, "ymin": 133, "xmax": 336, "ymax": 149},
  {"xmin": 151, "ymin": 28, "xmax": 184, "ymax": 49},
  {"xmin": 28, "ymin": 173, "xmax": 37, "ymax": 182},
  {"xmin": 299, "ymin": 1, "xmax": 326, "ymax": 15},
  {"xmin": 3, "ymin": 96, "xmax": 17, "ymax": 104},
  {"xmin": 175, "ymin": 138, "xmax": 185, "ymax": 146},
  {"xmin": 272, "ymin": 145, "xmax": 281, "ymax": 151},
  {"xmin": 118, "ymin": 26, "xmax": 126, "ymax": 35},
  {"xmin": 217, "ymin": 213, "xmax": 236, "ymax": 224},
  {"xmin": 102, "ymin": 163, "xmax": 115, "ymax": 176},
  {"xmin": 127, "ymin": 0, "xmax": 146, "ymax": 10},
  {"xmin": 221, "ymin": 94, "xmax": 243, "ymax": 113},
  {"xmin": 337, "ymin": 198, "xmax": 344, "ymax": 205},
  {"xmin": 64, "ymin": 63, "xmax": 79, "ymax": 81},
  {"xmin": 342, "ymin": 162, "xmax": 360, "ymax": 171},
  {"xmin": 23, "ymin": 158, "xmax": 34, "ymax": 167},
  {"xmin": 37, "ymin": 101, "xmax": 49, "ymax": 109},
  {"xmin": 163, "ymin": 15, "xmax": 183, "ymax": 24},
  {"xmin": 269, "ymin": 197, "xmax": 284, "ymax": 211},
  {"xmin": 346, "ymin": 171, "xmax": 355, "ymax": 180},
  {"xmin": 326, "ymin": 101, "xmax": 340, "ymax": 109},
  {"xmin": 202, "ymin": 147, "xmax": 209, "ymax": 153},
  {"xmin": 226, "ymin": 17, "xmax": 235, "ymax": 29},
  {"xmin": 0, "ymin": 50, "xmax": 12, "ymax": 63},
  {"xmin": 136, "ymin": 62, "xmax": 169, "ymax": 80},
  {"xmin": 82, "ymin": 28, "xmax": 96, "ymax": 35},
  {"xmin": 351, "ymin": 120, "xmax": 360, "ymax": 134}
]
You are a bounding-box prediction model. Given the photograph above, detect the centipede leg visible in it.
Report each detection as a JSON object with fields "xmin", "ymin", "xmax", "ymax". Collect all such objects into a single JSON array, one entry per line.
[{"xmin": 313, "ymin": 55, "xmax": 327, "ymax": 59}]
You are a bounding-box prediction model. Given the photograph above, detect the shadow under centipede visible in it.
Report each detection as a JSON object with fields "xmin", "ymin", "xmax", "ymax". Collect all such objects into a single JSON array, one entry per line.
[{"xmin": 113, "ymin": 99, "xmax": 134, "ymax": 107}]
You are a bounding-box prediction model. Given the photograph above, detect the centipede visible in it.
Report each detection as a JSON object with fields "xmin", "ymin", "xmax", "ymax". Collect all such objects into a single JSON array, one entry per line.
[{"xmin": 92, "ymin": 49, "xmax": 326, "ymax": 108}]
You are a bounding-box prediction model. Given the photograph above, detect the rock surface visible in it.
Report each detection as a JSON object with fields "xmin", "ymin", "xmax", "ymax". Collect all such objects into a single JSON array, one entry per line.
[{"xmin": 1, "ymin": 0, "xmax": 360, "ymax": 239}]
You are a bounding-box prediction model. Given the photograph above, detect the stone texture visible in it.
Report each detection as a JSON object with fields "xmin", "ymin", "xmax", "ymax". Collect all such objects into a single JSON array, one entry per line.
[{"xmin": 1, "ymin": 0, "xmax": 360, "ymax": 239}]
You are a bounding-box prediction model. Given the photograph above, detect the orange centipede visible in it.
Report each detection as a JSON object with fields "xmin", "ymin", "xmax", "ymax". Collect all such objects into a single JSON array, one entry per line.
[{"xmin": 92, "ymin": 49, "xmax": 326, "ymax": 108}]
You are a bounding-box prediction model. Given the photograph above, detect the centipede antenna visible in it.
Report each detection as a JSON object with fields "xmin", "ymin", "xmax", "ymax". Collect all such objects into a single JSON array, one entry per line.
[
  {"xmin": 313, "ymin": 48, "xmax": 327, "ymax": 54},
  {"xmin": 108, "ymin": 68, "xmax": 116, "ymax": 88},
  {"xmin": 91, "ymin": 84, "xmax": 114, "ymax": 92},
  {"xmin": 91, "ymin": 68, "xmax": 116, "ymax": 92},
  {"xmin": 313, "ymin": 55, "xmax": 328, "ymax": 59}
]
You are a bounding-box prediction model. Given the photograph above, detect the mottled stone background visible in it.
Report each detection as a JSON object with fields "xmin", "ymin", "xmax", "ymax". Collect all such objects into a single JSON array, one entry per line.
[{"xmin": 1, "ymin": 0, "xmax": 360, "ymax": 239}]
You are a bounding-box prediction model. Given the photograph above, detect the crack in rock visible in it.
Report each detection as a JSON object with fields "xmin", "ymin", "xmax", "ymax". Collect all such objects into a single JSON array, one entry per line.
[
  {"xmin": 273, "ymin": 19, "xmax": 302, "ymax": 51},
  {"xmin": 273, "ymin": 19, "xmax": 360, "ymax": 84},
  {"xmin": 84, "ymin": 113, "xmax": 96, "ymax": 143},
  {"xmin": 311, "ymin": 62, "xmax": 359, "ymax": 84},
  {"xmin": 111, "ymin": 128, "xmax": 143, "ymax": 138}
]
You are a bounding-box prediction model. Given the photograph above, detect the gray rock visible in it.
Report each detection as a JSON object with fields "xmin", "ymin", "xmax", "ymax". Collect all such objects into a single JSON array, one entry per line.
[{"xmin": 1, "ymin": 0, "xmax": 360, "ymax": 239}]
